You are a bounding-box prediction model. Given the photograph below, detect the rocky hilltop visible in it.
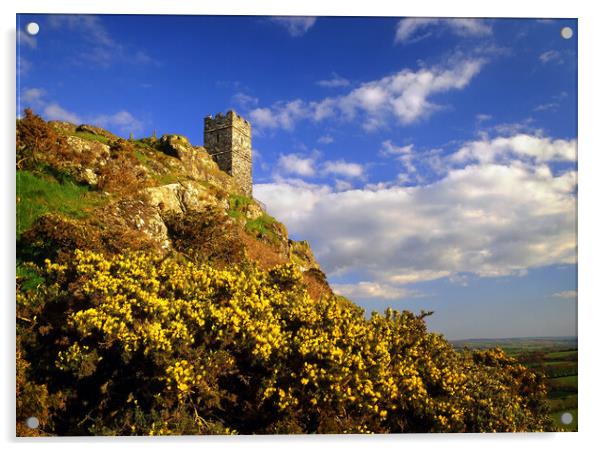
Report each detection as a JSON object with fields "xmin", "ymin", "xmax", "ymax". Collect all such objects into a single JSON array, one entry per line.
[{"xmin": 16, "ymin": 110, "xmax": 331, "ymax": 301}]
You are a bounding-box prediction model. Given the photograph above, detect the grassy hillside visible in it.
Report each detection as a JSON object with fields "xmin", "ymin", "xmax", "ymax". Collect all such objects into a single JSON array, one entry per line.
[{"xmin": 16, "ymin": 110, "xmax": 560, "ymax": 435}]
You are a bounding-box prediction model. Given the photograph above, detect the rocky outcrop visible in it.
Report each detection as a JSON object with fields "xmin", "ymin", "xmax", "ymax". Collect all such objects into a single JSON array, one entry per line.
[
  {"xmin": 158, "ymin": 135, "xmax": 239, "ymax": 193},
  {"xmin": 37, "ymin": 120, "xmax": 325, "ymax": 287},
  {"xmin": 48, "ymin": 120, "xmax": 77, "ymax": 134},
  {"xmin": 245, "ymin": 202, "xmax": 264, "ymax": 220},
  {"xmin": 289, "ymin": 240, "xmax": 322, "ymax": 272},
  {"xmin": 143, "ymin": 181, "xmax": 227, "ymax": 215},
  {"xmin": 77, "ymin": 124, "xmax": 119, "ymax": 140}
]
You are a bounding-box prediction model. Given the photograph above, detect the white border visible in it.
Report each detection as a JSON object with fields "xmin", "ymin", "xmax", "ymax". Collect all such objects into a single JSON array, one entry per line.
[{"xmin": 3, "ymin": 1, "xmax": 601, "ymax": 450}]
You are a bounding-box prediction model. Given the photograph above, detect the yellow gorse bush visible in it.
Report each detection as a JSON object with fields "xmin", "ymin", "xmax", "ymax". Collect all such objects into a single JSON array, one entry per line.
[{"xmin": 16, "ymin": 250, "xmax": 553, "ymax": 435}]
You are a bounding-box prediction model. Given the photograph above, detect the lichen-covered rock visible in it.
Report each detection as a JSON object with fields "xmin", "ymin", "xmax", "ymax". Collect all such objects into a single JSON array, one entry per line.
[
  {"xmin": 159, "ymin": 134, "xmax": 192, "ymax": 158},
  {"xmin": 245, "ymin": 202, "xmax": 264, "ymax": 220},
  {"xmin": 76, "ymin": 124, "xmax": 119, "ymax": 140},
  {"xmin": 289, "ymin": 239, "xmax": 322, "ymax": 272},
  {"xmin": 48, "ymin": 120, "xmax": 77, "ymax": 134},
  {"xmin": 78, "ymin": 168, "xmax": 99, "ymax": 186},
  {"xmin": 143, "ymin": 181, "xmax": 222, "ymax": 215},
  {"xmin": 144, "ymin": 184, "xmax": 184, "ymax": 214},
  {"xmin": 65, "ymin": 135, "xmax": 110, "ymax": 161}
]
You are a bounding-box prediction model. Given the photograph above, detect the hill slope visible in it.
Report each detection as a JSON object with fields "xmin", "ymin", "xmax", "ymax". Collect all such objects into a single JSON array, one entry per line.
[{"xmin": 16, "ymin": 110, "xmax": 556, "ymax": 435}]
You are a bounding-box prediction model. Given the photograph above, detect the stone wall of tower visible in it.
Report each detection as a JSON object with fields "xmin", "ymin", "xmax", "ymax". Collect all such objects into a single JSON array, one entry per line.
[{"xmin": 204, "ymin": 111, "xmax": 252, "ymax": 197}]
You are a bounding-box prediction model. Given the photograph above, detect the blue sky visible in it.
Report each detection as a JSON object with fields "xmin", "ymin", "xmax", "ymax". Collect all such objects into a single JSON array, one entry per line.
[{"xmin": 16, "ymin": 15, "xmax": 577, "ymax": 340}]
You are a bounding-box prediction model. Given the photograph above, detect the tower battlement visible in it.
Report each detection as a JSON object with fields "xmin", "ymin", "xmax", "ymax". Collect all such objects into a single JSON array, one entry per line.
[
  {"xmin": 203, "ymin": 110, "xmax": 253, "ymax": 197},
  {"xmin": 204, "ymin": 111, "xmax": 251, "ymax": 137}
]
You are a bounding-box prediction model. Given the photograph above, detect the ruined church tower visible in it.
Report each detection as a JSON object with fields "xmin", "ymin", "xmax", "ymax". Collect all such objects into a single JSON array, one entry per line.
[{"xmin": 204, "ymin": 111, "xmax": 252, "ymax": 197}]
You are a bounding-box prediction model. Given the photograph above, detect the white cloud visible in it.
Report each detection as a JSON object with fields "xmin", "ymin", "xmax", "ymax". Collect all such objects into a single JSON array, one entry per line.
[
  {"xmin": 250, "ymin": 58, "xmax": 484, "ymax": 131},
  {"xmin": 18, "ymin": 57, "xmax": 32, "ymax": 75},
  {"xmin": 249, "ymin": 100, "xmax": 307, "ymax": 130},
  {"xmin": 381, "ymin": 140, "xmax": 413, "ymax": 156},
  {"xmin": 93, "ymin": 110, "xmax": 143, "ymax": 134},
  {"xmin": 450, "ymin": 134, "xmax": 576, "ymax": 164},
  {"xmin": 395, "ymin": 18, "xmax": 492, "ymax": 44},
  {"xmin": 43, "ymin": 103, "xmax": 82, "ymax": 123},
  {"xmin": 21, "ymin": 88, "xmax": 46, "ymax": 107},
  {"xmin": 17, "ymin": 30, "xmax": 37, "ymax": 49},
  {"xmin": 317, "ymin": 73, "xmax": 350, "ymax": 88},
  {"xmin": 271, "ymin": 17, "xmax": 317, "ymax": 37},
  {"xmin": 552, "ymin": 290, "xmax": 577, "ymax": 300},
  {"xmin": 489, "ymin": 120, "xmax": 540, "ymax": 137},
  {"xmin": 334, "ymin": 179, "xmax": 353, "ymax": 192},
  {"xmin": 46, "ymin": 15, "xmax": 157, "ymax": 67},
  {"xmin": 539, "ymin": 50, "xmax": 563, "ymax": 64},
  {"xmin": 18, "ymin": 87, "xmax": 144, "ymax": 134},
  {"xmin": 255, "ymin": 133, "xmax": 577, "ymax": 292},
  {"xmin": 232, "ymin": 92, "xmax": 259, "ymax": 108},
  {"xmin": 277, "ymin": 154, "xmax": 317, "ymax": 177},
  {"xmin": 332, "ymin": 281, "xmax": 416, "ymax": 300},
  {"xmin": 322, "ymin": 160, "xmax": 364, "ymax": 178},
  {"xmin": 534, "ymin": 102, "xmax": 559, "ymax": 112},
  {"xmin": 318, "ymin": 135, "xmax": 334, "ymax": 144}
]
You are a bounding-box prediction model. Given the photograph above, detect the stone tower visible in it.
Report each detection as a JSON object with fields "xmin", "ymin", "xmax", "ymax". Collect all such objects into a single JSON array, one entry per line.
[{"xmin": 204, "ymin": 111, "xmax": 252, "ymax": 197}]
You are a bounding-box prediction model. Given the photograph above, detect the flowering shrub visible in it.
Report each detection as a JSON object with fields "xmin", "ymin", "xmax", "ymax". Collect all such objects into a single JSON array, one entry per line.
[{"xmin": 16, "ymin": 251, "xmax": 554, "ymax": 435}]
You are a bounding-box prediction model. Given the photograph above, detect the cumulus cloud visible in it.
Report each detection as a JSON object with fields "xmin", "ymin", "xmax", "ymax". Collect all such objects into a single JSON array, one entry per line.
[
  {"xmin": 271, "ymin": 17, "xmax": 317, "ymax": 37},
  {"xmin": 255, "ymin": 133, "xmax": 577, "ymax": 293},
  {"xmin": 450, "ymin": 134, "xmax": 576, "ymax": 164},
  {"xmin": 46, "ymin": 15, "xmax": 157, "ymax": 67},
  {"xmin": 275, "ymin": 153, "xmax": 365, "ymax": 181},
  {"xmin": 332, "ymin": 282, "xmax": 416, "ymax": 300},
  {"xmin": 249, "ymin": 58, "xmax": 484, "ymax": 131},
  {"xmin": 395, "ymin": 18, "xmax": 492, "ymax": 44},
  {"xmin": 93, "ymin": 111, "xmax": 143, "ymax": 134},
  {"xmin": 381, "ymin": 140, "xmax": 413, "ymax": 156},
  {"xmin": 43, "ymin": 103, "xmax": 82, "ymax": 123},
  {"xmin": 334, "ymin": 179, "xmax": 353, "ymax": 192},
  {"xmin": 249, "ymin": 100, "xmax": 307, "ymax": 130},
  {"xmin": 21, "ymin": 88, "xmax": 46, "ymax": 107},
  {"xmin": 18, "ymin": 87, "xmax": 144, "ymax": 134},
  {"xmin": 322, "ymin": 160, "xmax": 364, "ymax": 178},
  {"xmin": 277, "ymin": 154, "xmax": 317, "ymax": 177}
]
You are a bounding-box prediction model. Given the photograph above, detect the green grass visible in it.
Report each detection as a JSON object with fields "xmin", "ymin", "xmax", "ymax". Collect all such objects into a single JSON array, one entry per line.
[
  {"xmin": 546, "ymin": 350, "xmax": 578, "ymax": 360},
  {"xmin": 549, "ymin": 394, "xmax": 578, "ymax": 411},
  {"xmin": 16, "ymin": 263, "xmax": 44, "ymax": 291},
  {"xmin": 245, "ymin": 214, "xmax": 278, "ymax": 241},
  {"xmin": 70, "ymin": 131, "xmax": 110, "ymax": 144},
  {"xmin": 549, "ymin": 375, "xmax": 578, "ymax": 387},
  {"xmin": 16, "ymin": 170, "xmax": 107, "ymax": 237},
  {"xmin": 133, "ymin": 149, "xmax": 152, "ymax": 166},
  {"xmin": 227, "ymin": 194, "xmax": 253, "ymax": 220}
]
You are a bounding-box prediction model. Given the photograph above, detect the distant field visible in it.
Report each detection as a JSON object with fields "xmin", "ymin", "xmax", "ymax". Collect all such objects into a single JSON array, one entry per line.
[
  {"xmin": 547, "ymin": 350, "xmax": 578, "ymax": 360},
  {"xmin": 452, "ymin": 336, "xmax": 577, "ymax": 432}
]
